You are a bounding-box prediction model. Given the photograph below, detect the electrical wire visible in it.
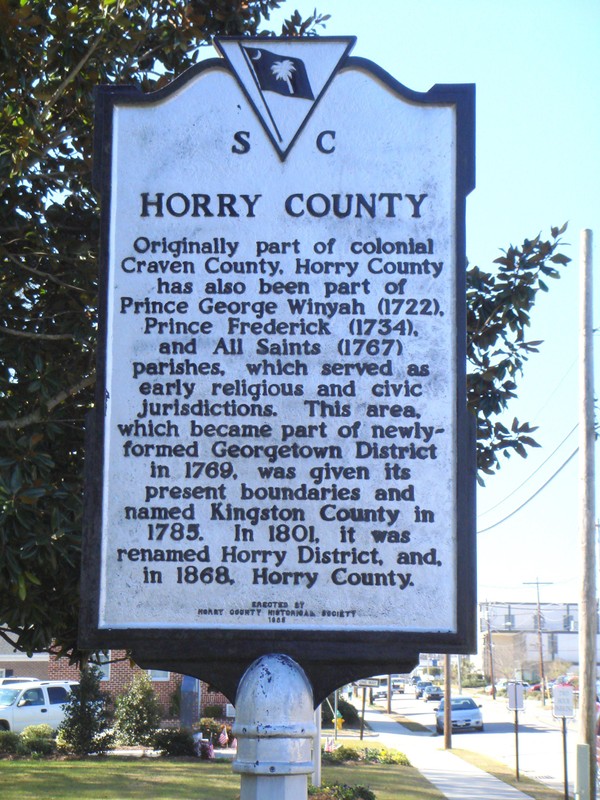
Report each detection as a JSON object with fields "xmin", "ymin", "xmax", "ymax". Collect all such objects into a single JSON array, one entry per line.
[
  {"xmin": 478, "ymin": 423, "xmax": 578, "ymax": 517},
  {"xmin": 477, "ymin": 447, "xmax": 578, "ymax": 534}
]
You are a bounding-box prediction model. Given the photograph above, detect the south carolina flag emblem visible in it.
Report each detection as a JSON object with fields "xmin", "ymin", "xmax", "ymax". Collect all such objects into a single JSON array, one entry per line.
[{"xmin": 242, "ymin": 47, "xmax": 315, "ymax": 100}]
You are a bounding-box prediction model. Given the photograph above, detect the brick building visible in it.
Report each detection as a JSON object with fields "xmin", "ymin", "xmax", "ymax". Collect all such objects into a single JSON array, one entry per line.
[{"xmin": 47, "ymin": 649, "xmax": 230, "ymax": 722}]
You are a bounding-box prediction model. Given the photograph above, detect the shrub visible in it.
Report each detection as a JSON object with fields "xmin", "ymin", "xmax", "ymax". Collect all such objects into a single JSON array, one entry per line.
[
  {"xmin": 322, "ymin": 745, "xmax": 361, "ymax": 763},
  {"xmin": 321, "ymin": 696, "xmax": 361, "ymax": 728},
  {"xmin": 196, "ymin": 717, "xmax": 223, "ymax": 742},
  {"xmin": 19, "ymin": 724, "xmax": 55, "ymax": 743},
  {"xmin": 57, "ymin": 665, "xmax": 114, "ymax": 755},
  {"xmin": 153, "ymin": 728, "xmax": 196, "ymax": 756},
  {"xmin": 309, "ymin": 784, "xmax": 376, "ymax": 800},
  {"xmin": 17, "ymin": 736, "xmax": 56, "ymax": 756},
  {"xmin": 114, "ymin": 672, "xmax": 162, "ymax": 746},
  {"xmin": 321, "ymin": 744, "xmax": 409, "ymax": 766},
  {"xmin": 18, "ymin": 726, "xmax": 56, "ymax": 756},
  {"xmin": 0, "ymin": 730, "xmax": 20, "ymax": 754}
]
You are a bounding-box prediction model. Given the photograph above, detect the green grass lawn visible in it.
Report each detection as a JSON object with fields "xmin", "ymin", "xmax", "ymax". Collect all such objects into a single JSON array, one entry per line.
[
  {"xmin": 453, "ymin": 749, "xmax": 564, "ymax": 800},
  {"xmin": 0, "ymin": 757, "xmax": 444, "ymax": 800}
]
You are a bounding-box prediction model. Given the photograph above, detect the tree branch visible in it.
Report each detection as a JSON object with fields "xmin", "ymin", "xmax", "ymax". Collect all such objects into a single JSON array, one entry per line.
[
  {"xmin": 1, "ymin": 327, "xmax": 78, "ymax": 342},
  {"xmin": 43, "ymin": 34, "xmax": 105, "ymax": 119},
  {"xmin": 0, "ymin": 372, "xmax": 96, "ymax": 431},
  {"xmin": 2, "ymin": 249, "xmax": 86, "ymax": 293}
]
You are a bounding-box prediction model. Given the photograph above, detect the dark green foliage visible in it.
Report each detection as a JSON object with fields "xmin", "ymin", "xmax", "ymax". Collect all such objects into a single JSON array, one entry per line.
[
  {"xmin": 321, "ymin": 744, "xmax": 409, "ymax": 766},
  {"xmin": 309, "ymin": 784, "xmax": 377, "ymax": 800},
  {"xmin": 56, "ymin": 665, "xmax": 113, "ymax": 755},
  {"xmin": 19, "ymin": 723, "xmax": 55, "ymax": 742},
  {"xmin": 17, "ymin": 736, "xmax": 56, "ymax": 756},
  {"xmin": 17, "ymin": 724, "xmax": 56, "ymax": 755},
  {"xmin": 153, "ymin": 728, "xmax": 196, "ymax": 756},
  {"xmin": 197, "ymin": 716, "xmax": 224, "ymax": 741},
  {"xmin": 114, "ymin": 672, "xmax": 162, "ymax": 746},
  {"xmin": 202, "ymin": 703, "xmax": 224, "ymax": 719},
  {"xmin": 322, "ymin": 695, "xmax": 360, "ymax": 727},
  {"xmin": 466, "ymin": 223, "xmax": 571, "ymax": 481},
  {"xmin": 0, "ymin": 730, "xmax": 20, "ymax": 754}
]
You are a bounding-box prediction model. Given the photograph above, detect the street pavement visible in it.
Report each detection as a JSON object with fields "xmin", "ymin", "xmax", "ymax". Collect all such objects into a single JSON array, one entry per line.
[{"xmin": 359, "ymin": 707, "xmax": 540, "ymax": 799}]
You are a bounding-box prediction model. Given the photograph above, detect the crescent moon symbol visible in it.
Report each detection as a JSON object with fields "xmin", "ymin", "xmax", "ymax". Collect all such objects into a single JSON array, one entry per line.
[{"xmin": 252, "ymin": 51, "xmax": 261, "ymax": 61}]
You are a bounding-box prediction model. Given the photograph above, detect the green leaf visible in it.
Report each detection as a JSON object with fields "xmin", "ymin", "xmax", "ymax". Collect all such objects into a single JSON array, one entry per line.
[{"xmin": 17, "ymin": 573, "xmax": 27, "ymax": 601}]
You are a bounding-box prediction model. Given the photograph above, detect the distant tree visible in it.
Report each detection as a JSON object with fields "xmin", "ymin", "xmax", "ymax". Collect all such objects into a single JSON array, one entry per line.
[
  {"xmin": 0, "ymin": 1, "xmax": 570, "ymax": 663},
  {"xmin": 57, "ymin": 665, "xmax": 113, "ymax": 755},
  {"xmin": 114, "ymin": 672, "xmax": 162, "ymax": 746}
]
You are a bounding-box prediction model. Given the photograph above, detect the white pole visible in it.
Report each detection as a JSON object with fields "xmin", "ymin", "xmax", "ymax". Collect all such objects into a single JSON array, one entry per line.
[
  {"xmin": 578, "ymin": 229, "xmax": 596, "ymax": 798},
  {"xmin": 312, "ymin": 705, "xmax": 322, "ymax": 788},
  {"xmin": 233, "ymin": 654, "xmax": 316, "ymax": 800}
]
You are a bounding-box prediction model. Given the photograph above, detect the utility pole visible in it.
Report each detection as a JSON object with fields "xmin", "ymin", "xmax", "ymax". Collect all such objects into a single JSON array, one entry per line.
[
  {"xmin": 524, "ymin": 579, "xmax": 553, "ymax": 707},
  {"xmin": 444, "ymin": 654, "xmax": 452, "ymax": 750},
  {"xmin": 456, "ymin": 654, "xmax": 463, "ymax": 695},
  {"xmin": 578, "ymin": 229, "xmax": 597, "ymax": 798},
  {"xmin": 486, "ymin": 603, "xmax": 496, "ymax": 700}
]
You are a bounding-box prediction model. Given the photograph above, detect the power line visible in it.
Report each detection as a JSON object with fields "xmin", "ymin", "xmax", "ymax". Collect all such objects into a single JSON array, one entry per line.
[
  {"xmin": 477, "ymin": 448, "xmax": 578, "ymax": 534},
  {"xmin": 478, "ymin": 423, "xmax": 578, "ymax": 518}
]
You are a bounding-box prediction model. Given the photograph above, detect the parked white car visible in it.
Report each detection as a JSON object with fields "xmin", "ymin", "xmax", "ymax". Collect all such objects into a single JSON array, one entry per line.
[
  {"xmin": 0, "ymin": 680, "xmax": 77, "ymax": 733},
  {"xmin": 0, "ymin": 676, "xmax": 38, "ymax": 686},
  {"xmin": 434, "ymin": 696, "xmax": 483, "ymax": 734}
]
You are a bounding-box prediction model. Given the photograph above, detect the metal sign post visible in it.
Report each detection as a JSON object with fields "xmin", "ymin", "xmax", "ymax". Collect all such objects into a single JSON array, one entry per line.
[
  {"xmin": 507, "ymin": 681, "xmax": 525, "ymax": 780},
  {"xmin": 81, "ymin": 35, "xmax": 475, "ymax": 797},
  {"xmin": 357, "ymin": 678, "xmax": 378, "ymax": 740},
  {"xmin": 553, "ymin": 684, "xmax": 575, "ymax": 800}
]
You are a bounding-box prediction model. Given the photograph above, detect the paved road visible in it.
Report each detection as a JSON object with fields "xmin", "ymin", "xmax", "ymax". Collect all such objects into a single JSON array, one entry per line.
[
  {"xmin": 379, "ymin": 688, "xmax": 578, "ymax": 795},
  {"xmin": 361, "ymin": 707, "xmax": 537, "ymax": 799}
]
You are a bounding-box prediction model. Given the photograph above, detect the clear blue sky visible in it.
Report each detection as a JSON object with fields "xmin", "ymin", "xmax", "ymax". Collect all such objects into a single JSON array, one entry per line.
[{"xmin": 265, "ymin": 0, "xmax": 600, "ymax": 605}]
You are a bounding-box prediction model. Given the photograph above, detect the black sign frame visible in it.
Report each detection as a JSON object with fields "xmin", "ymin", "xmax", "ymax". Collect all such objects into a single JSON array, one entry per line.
[{"xmin": 80, "ymin": 40, "xmax": 476, "ymax": 705}]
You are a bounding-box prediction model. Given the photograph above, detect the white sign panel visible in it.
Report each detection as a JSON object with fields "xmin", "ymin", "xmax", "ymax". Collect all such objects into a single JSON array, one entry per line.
[
  {"xmin": 552, "ymin": 684, "xmax": 575, "ymax": 719},
  {"xmin": 87, "ymin": 38, "xmax": 475, "ymax": 647},
  {"xmin": 507, "ymin": 681, "xmax": 524, "ymax": 711}
]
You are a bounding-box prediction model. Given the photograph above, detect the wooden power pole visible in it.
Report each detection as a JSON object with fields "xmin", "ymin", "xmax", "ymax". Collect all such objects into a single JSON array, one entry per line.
[
  {"xmin": 524, "ymin": 579, "xmax": 553, "ymax": 706},
  {"xmin": 578, "ymin": 229, "xmax": 596, "ymax": 797}
]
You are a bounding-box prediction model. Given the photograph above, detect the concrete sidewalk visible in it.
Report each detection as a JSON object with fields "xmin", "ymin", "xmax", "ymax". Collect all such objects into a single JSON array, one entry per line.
[{"xmin": 361, "ymin": 708, "xmax": 537, "ymax": 799}]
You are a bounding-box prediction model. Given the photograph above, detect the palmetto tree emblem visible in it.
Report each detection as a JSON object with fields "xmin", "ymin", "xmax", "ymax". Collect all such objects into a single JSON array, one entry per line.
[
  {"xmin": 270, "ymin": 59, "xmax": 297, "ymax": 95},
  {"xmin": 240, "ymin": 46, "xmax": 314, "ymax": 101}
]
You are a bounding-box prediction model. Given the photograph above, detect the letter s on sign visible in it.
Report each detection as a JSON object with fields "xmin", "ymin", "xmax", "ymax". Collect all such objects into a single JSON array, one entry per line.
[
  {"xmin": 317, "ymin": 130, "xmax": 336, "ymax": 154},
  {"xmin": 232, "ymin": 131, "xmax": 251, "ymax": 154}
]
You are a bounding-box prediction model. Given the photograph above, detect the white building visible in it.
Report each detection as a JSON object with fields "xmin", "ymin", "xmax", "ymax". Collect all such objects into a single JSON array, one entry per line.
[{"xmin": 477, "ymin": 601, "xmax": 597, "ymax": 681}]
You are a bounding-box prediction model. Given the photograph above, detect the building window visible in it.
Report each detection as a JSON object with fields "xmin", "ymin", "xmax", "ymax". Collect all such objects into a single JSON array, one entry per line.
[
  {"xmin": 94, "ymin": 651, "xmax": 111, "ymax": 681},
  {"xmin": 147, "ymin": 669, "xmax": 170, "ymax": 681}
]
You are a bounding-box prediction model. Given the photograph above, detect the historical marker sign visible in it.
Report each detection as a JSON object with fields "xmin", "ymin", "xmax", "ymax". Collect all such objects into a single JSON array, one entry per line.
[{"xmin": 81, "ymin": 37, "xmax": 476, "ymax": 702}]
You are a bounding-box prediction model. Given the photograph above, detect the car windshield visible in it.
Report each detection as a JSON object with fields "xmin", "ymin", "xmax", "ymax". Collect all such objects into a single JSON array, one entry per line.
[
  {"xmin": 0, "ymin": 688, "xmax": 19, "ymax": 707},
  {"xmin": 451, "ymin": 698, "xmax": 477, "ymax": 710},
  {"xmin": 438, "ymin": 697, "xmax": 478, "ymax": 711}
]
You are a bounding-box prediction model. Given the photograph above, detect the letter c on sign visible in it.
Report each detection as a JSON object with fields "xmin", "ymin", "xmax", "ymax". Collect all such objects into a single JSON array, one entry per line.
[{"xmin": 317, "ymin": 130, "xmax": 336, "ymax": 154}]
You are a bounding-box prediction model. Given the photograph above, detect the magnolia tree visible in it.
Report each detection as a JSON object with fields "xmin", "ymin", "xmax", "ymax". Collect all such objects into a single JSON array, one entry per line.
[{"xmin": 0, "ymin": 0, "xmax": 570, "ymax": 661}]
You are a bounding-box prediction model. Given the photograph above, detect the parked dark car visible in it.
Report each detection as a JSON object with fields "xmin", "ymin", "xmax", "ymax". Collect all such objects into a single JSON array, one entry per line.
[
  {"xmin": 422, "ymin": 684, "xmax": 444, "ymax": 702},
  {"xmin": 415, "ymin": 681, "xmax": 433, "ymax": 699}
]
